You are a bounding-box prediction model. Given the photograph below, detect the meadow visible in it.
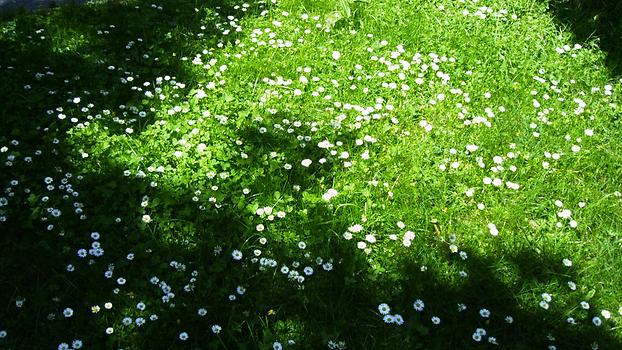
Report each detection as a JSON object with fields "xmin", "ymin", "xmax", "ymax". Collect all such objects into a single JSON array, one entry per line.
[{"xmin": 1, "ymin": 0, "xmax": 622, "ymax": 348}]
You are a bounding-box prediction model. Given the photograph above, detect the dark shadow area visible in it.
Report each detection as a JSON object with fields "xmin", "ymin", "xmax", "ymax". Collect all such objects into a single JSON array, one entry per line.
[
  {"xmin": 547, "ymin": 0, "xmax": 622, "ymax": 76},
  {"xmin": 0, "ymin": 0, "xmax": 264, "ymax": 348},
  {"xmin": 1, "ymin": 1, "xmax": 621, "ymax": 349}
]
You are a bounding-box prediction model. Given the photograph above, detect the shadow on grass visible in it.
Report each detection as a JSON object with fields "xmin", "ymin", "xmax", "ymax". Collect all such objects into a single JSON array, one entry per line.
[
  {"xmin": 1, "ymin": 1, "xmax": 621, "ymax": 349},
  {"xmin": 546, "ymin": 0, "xmax": 622, "ymax": 77}
]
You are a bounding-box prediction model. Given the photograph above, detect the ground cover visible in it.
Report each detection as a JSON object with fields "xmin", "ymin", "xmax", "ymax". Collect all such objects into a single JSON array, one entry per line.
[{"xmin": 1, "ymin": 0, "xmax": 622, "ymax": 348}]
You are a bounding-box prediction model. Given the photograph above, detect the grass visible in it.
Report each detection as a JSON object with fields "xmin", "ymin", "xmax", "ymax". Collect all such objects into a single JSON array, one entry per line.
[{"xmin": 1, "ymin": 0, "xmax": 622, "ymax": 349}]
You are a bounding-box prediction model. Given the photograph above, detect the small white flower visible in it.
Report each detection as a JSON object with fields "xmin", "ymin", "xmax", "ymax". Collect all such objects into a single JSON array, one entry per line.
[
  {"xmin": 394, "ymin": 314, "xmax": 404, "ymax": 325},
  {"xmin": 488, "ymin": 223, "xmax": 499, "ymax": 236},
  {"xmin": 142, "ymin": 215, "xmax": 151, "ymax": 223},
  {"xmin": 179, "ymin": 332, "xmax": 189, "ymax": 340},
  {"xmin": 195, "ymin": 89, "xmax": 207, "ymax": 99},
  {"xmin": 539, "ymin": 300, "xmax": 549, "ymax": 310},
  {"xmin": 232, "ymin": 250, "xmax": 243, "ymax": 260},
  {"xmin": 413, "ymin": 299, "xmax": 425, "ymax": 311},
  {"xmin": 558, "ymin": 209, "xmax": 572, "ymax": 219},
  {"xmin": 348, "ymin": 224, "xmax": 363, "ymax": 233},
  {"xmin": 365, "ymin": 234, "xmax": 376, "ymax": 243},
  {"xmin": 301, "ymin": 159, "xmax": 312, "ymax": 167},
  {"xmin": 332, "ymin": 51, "xmax": 341, "ymax": 60},
  {"xmin": 378, "ymin": 303, "xmax": 391, "ymax": 315},
  {"xmin": 322, "ymin": 188, "xmax": 338, "ymax": 201}
]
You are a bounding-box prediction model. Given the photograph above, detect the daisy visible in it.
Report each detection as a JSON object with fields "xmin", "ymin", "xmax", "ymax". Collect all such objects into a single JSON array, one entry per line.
[
  {"xmin": 413, "ymin": 299, "xmax": 425, "ymax": 311},
  {"xmin": 232, "ymin": 250, "xmax": 243, "ymax": 260},
  {"xmin": 394, "ymin": 314, "xmax": 404, "ymax": 325},
  {"xmin": 378, "ymin": 303, "xmax": 391, "ymax": 315}
]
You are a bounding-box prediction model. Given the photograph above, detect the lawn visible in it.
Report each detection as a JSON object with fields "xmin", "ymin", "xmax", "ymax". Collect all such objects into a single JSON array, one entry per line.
[{"xmin": 1, "ymin": 0, "xmax": 621, "ymax": 349}]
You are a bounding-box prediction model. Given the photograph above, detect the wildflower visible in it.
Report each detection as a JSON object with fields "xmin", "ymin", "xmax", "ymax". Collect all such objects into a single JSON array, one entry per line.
[
  {"xmin": 179, "ymin": 332, "xmax": 189, "ymax": 340},
  {"xmin": 63, "ymin": 308, "xmax": 73, "ymax": 318},
  {"xmin": 232, "ymin": 250, "xmax": 243, "ymax": 260},
  {"xmin": 348, "ymin": 224, "xmax": 363, "ymax": 233},
  {"xmin": 142, "ymin": 215, "xmax": 151, "ymax": 223},
  {"xmin": 301, "ymin": 159, "xmax": 312, "ymax": 167},
  {"xmin": 601, "ymin": 310, "xmax": 612, "ymax": 319},
  {"xmin": 479, "ymin": 309, "xmax": 491, "ymax": 318},
  {"xmin": 488, "ymin": 223, "xmax": 499, "ymax": 236},
  {"xmin": 383, "ymin": 314, "xmax": 395, "ymax": 323},
  {"xmin": 378, "ymin": 303, "xmax": 391, "ymax": 315},
  {"xmin": 211, "ymin": 324, "xmax": 222, "ymax": 334},
  {"xmin": 431, "ymin": 316, "xmax": 441, "ymax": 325},
  {"xmin": 273, "ymin": 342, "xmax": 283, "ymax": 350},
  {"xmin": 592, "ymin": 316, "xmax": 602, "ymax": 326},
  {"xmin": 332, "ymin": 51, "xmax": 341, "ymax": 60},
  {"xmin": 539, "ymin": 301, "xmax": 549, "ymax": 310},
  {"xmin": 394, "ymin": 314, "xmax": 404, "ymax": 325},
  {"xmin": 322, "ymin": 188, "xmax": 338, "ymax": 201},
  {"xmin": 413, "ymin": 299, "xmax": 425, "ymax": 311}
]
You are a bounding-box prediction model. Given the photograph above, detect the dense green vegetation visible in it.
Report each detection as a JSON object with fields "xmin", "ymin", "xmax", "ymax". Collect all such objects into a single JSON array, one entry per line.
[{"xmin": 1, "ymin": 0, "xmax": 621, "ymax": 348}]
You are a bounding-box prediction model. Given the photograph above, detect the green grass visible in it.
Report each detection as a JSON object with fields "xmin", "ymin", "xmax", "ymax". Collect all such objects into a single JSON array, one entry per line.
[{"xmin": 1, "ymin": 0, "xmax": 622, "ymax": 349}]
